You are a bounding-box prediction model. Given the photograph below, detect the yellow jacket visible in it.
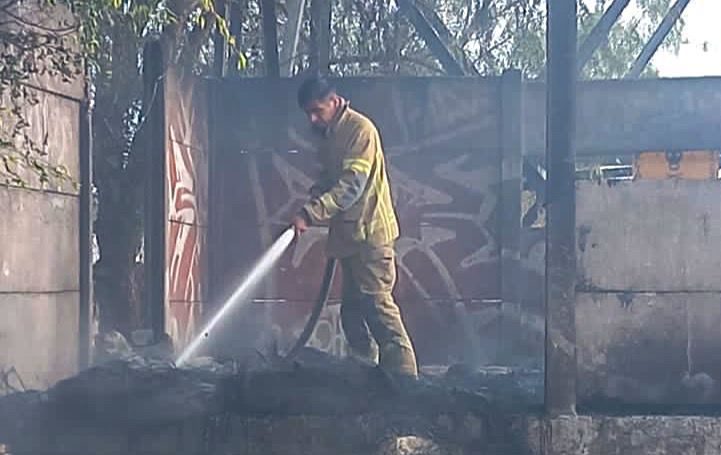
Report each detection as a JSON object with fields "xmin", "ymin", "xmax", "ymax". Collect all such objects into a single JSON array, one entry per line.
[{"xmin": 303, "ymin": 100, "xmax": 399, "ymax": 258}]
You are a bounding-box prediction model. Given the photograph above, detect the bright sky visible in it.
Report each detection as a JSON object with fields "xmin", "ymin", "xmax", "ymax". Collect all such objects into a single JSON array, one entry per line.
[{"xmin": 642, "ymin": 0, "xmax": 721, "ymax": 77}]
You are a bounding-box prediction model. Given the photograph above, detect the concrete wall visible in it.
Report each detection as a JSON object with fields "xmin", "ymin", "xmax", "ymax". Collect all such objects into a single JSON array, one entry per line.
[
  {"xmin": 203, "ymin": 75, "xmax": 721, "ymax": 397},
  {"xmin": 8, "ymin": 409, "xmax": 721, "ymax": 455},
  {"xmin": 576, "ymin": 180, "xmax": 721, "ymax": 406},
  {"xmin": 0, "ymin": 4, "xmax": 84, "ymax": 392}
]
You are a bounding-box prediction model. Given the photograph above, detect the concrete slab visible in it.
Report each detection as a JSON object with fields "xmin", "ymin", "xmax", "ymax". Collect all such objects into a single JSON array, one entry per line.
[
  {"xmin": 576, "ymin": 180, "xmax": 721, "ymax": 292},
  {"xmin": 577, "ymin": 292, "xmax": 721, "ymax": 405},
  {"xmin": 0, "ymin": 291, "xmax": 79, "ymax": 392},
  {"xmin": 524, "ymin": 415, "xmax": 721, "ymax": 455},
  {"xmin": 0, "ymin": 187, "xmax": 79, "ymax": 293},
  {"xmin": 9, "ymin": 410, "xmax": 721, "ymax": 455},
  {"xmin": 525, "ymin": 77, "xmax": 721, "ymax": 155}
]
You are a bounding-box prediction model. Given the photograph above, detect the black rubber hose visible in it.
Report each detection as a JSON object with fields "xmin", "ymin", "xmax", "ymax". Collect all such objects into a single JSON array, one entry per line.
[{"xmin": 282, "ymin": 257, "xmax": 337, "ymax": 361}]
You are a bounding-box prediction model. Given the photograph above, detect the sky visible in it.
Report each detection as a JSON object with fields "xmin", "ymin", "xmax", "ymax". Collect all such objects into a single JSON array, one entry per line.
[{"xmin": 636, "ymin": 0, "xmax": 721, "ymax": 77}]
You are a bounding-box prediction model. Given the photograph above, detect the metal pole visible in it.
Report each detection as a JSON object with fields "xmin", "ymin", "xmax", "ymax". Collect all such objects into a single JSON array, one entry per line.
[
  {"xmin": 78, "ymin": 90, "xmax": 94, "ymax": 370},
  {"xmin": 577, "ymin": 0, "xmax": 631, "ymax": 75},
  {"xmin": 310, "ymin": 0, "xmax": 331, "ymax": 73},
  {"xmin": 212, "ymin": 0, "xmax": 228, "ymax": 77},
  {"xmin": 545, "ymin": 0, "xmax": 577, "ymax": 417},
  {"xmin": 397, "ymin": 0, "xmax": 466, "ymax": 76},
  {"xmin": 142, "ymin": 40, "xmax": 167, "ymax": 340},
  {"xmin": 227, "ymin": 0, "xmax": 244, "ymax": 77},
  {"xmin": 626, "ymin": 0, "xmax": 691, "ymax": 78},
  {"xmin": 280, "ymin": 0, "xmax": 306, "ymax": 77},
  {"xmin": 260, "ymin": 0, "xmax": 280, "ymax": 77}
]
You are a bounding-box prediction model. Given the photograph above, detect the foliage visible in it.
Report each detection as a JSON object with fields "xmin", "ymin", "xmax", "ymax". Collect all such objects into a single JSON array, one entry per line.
[
  {"xmin": 578, "ymin": 0, "xmax": 684, "ymax": 79},
  {"xmin": 0, "ymin": 0, "xmax": 82, "ymax": 186},
  {"xmin": 241, "ymin": 0, "xmax": 683, "ymax": 79},
  {"xmin": 0, "ymin": 0, "xmax": 245, "ymax": 187},
  {"xmin": 0, "ymin": 0, "xmax": 687, "ymax": 186}
]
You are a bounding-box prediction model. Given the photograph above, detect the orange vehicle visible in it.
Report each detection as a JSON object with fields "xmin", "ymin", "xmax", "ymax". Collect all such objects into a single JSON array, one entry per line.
[{"xmin": 634, "ymin": 150, "xmax": 719, "ymax": 180}]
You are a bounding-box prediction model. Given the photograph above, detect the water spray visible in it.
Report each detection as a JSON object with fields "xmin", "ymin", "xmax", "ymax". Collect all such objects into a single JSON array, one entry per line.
[{"xmin": 175, "ymin": 227, "xmax": 296, "ymax": 367}]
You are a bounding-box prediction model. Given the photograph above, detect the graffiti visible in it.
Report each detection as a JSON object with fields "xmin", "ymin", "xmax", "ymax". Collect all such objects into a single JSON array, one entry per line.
[
  {"xmin": 167, "ymin": 301, "xmax": 200, "ymax": 349},
  {"xmin": 241, "ymin": 148, "xmax": 501, "ymax": 361},
  {"xmin": 165, "ymin": 69, "xmax": 207, "ymax": 349},
  {"xmin": 210, "ymin": 80, "xmax": 553, "ymax": 364},
  {"xmin": 304, "ymin": 305, "xmax": 347, "ymax": 356},
  {"xmin": 396, "ymin": 227, "xmax": 459, "ymax": 301},
  {"xmin": 429, "ymin": 154, "xmax": 499, "ymax": 268},
  {"xmin": 268, "ymin": 304, "xmax": 348, "ymax": 358}
]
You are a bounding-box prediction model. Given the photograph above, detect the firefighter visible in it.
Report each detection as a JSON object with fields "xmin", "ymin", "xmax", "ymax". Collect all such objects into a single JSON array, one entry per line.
[{"xmin": 291, "ymin": 75, "xmax": 418, "ymax": 380}]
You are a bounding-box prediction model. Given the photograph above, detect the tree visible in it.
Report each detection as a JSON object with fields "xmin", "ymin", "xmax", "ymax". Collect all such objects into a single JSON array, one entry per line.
[
  {"xmin": 241, "ymin": 0, "xmax": 683, "ymax": 79},
  {"xmin": 577, "ymin": 0, "xmax": 684, "ymax": 79}
]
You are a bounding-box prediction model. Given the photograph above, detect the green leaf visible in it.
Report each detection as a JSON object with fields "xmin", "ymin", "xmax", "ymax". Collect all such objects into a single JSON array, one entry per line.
[{"xmin": 237, "ymin": 52, "xmax": 247, "ymax": 70}]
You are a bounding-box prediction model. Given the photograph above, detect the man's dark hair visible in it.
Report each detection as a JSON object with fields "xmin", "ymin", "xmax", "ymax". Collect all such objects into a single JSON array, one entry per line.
[{"xmin": 297, "ymin": 75, "xmax": 336, "ymax": 108}]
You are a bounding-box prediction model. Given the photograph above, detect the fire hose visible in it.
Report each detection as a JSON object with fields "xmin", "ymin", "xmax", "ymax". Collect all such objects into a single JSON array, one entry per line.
[{"xmin": 282, "ymin": 257, "xmax": 337, "ymax": 361}]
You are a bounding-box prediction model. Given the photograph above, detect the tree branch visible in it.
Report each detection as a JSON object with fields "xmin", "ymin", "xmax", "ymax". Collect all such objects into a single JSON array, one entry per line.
[{"xmin": 1, "ymin": 8, "xmax": 78, "ymax": 35}]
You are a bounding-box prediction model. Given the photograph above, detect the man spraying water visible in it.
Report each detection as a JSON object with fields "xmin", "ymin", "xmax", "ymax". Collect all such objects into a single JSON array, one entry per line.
[{"xmin": 291, "ymin": 75, "xmax": 418, "ymax": 381}]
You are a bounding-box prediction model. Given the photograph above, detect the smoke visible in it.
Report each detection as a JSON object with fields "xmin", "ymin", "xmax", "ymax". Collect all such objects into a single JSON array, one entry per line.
[{"xmin": 175, "ymin": 228, "xmax": 295, "ymax": 367}]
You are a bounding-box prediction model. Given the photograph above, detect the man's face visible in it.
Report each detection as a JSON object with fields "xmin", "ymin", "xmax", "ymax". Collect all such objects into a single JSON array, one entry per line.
[{"xmin": 303, "ymin": 95, "xmax": 339, "ymax": 131}]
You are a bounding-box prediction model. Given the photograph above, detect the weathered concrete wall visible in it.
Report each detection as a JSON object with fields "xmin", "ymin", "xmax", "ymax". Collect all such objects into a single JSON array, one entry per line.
[
  {"xmin": 523, "ymin": 415, "xmax": 721, "ymax": 455},
  {"xmin": 576, "ymin": 180, "xmax": 721, "ymax": 406},
  {"xmin": 0, "ymin": 3, "xmax": 84, "ymax": 392},
  {"xmin": 207, "ymin": 76, "xmax": 721, "ymax": 370},
  {"xmin": 164, "ymin": 67, "xmax": 209, "ymax": 350}
]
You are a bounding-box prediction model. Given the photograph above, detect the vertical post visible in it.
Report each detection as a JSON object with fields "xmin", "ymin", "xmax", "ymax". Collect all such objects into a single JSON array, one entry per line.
[
  {"xmin": 143, "ymin": 41, "xmax": 167, "ymax": 341},
  {"xmin": 498, "ymin": 70, "xmax": 524, "ymax": 362},
  {"xmin": 625, "ymin": 0, "xmax": 691, "ymax": 78},
  {"xmin": 78, "ymin": 92, "xmax": 94, "ymax": 369},
  {"xmin": 261, "ymin": 0, "xmax": 280, "ymax": 77},
  {"xmin": 576, "ymin": 0, "xmax": 631, "ymax": 75},
  {"xmin": 227, "ymin": 0, "xmax": 244, "ymax": 77},
  {"xmin": 397, "ymin": 0, "xmax": 466, "ymax": 76},
  {"xmin": 280, "ymin": 0, "xmax": 306, "ymax": 77},
  {"xmin": 545, "ymin": 0, "xmax": 577, "ymax": 416},
  {"xmin": 310, "ymin": 0, "xmax": 331, "ymax": 73},
  {"xmin": 212, "ymin": 0, "xmax": 228, "ymax": 77}
]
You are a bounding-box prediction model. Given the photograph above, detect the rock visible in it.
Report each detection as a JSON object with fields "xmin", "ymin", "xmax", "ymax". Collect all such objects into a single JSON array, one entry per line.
[
  {"xmin": 130, "ymin": 329, "xmax": 155, "ymax": 347},
  {"xmin": 377, "ymin": 436, "xmax": 463, "ymax": 455},
  {"xmin": 94, "ymin": 331, "xmax": 134, "ymax": 363}
]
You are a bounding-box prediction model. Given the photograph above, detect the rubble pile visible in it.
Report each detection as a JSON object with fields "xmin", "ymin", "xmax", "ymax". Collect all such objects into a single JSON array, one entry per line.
[
  {"xmin": 40, "ymin": 348, "xmax": 501, "ymax": 423},
  {"xmin": 0, "ymin": 335, "xmax": 542, "ymax": 422},
  {"xmin": 0, "ymin": 333, "xmax": 543, "ymax": 454}
]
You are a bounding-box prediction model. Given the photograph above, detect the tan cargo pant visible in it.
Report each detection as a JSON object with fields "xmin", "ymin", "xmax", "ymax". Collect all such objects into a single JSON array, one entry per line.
[{"xmin": 340, "ymin": 243, "xmax": 418, "ymax": 377}]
